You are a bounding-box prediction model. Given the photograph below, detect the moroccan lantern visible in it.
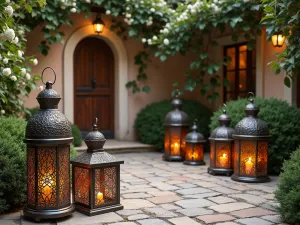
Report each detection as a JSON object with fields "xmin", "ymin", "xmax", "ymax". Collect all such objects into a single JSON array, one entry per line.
[
  {"xmin": 183, "ymin": 120, "xmax": 206, "ymax": 166},
  {"xmin": 163, "ymin": 92, "xmax": 189, "ymax": 161},
  {"xmin": 231, "ymin": 93, "xmax": 270, "ymax": 183},
  {"xmin": 208, "ymin": 107, "xmax": 235, "ymax": 176},
  {"xmin": 24, "ymin": 67, "xmax": 75, "ymax": 222},
  {"xmin": 71, "ymin": 118, "xmax": 124, "ymax": 216}
]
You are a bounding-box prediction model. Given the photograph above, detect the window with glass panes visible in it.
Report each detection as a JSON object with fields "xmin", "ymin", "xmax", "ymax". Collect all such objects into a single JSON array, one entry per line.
[{"xmin": 223, "ymin": 43, "xmax": 256, "ymax": 102}]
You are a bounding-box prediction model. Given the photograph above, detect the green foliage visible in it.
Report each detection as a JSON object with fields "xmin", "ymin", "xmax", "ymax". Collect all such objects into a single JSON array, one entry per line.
[
  {"xmin": 262, "ymin": 0, "xmax": 300, "ymax": 81},
  {"xmin": 72, "ymin": 124, "xmax": 82, "ymax": 147},
  {"xmin": 0, "ymin": 116, "xmax": 77, "ymax": 213},
  {"xmin": 135, "ymin": 99, "xmax": 212, "ymax": 149},
  {"xmin": 210, "ymin": 97, "xmax": 300, "ymax": 174},
  {"xmin": 0, "ymin": 117, "xmax": 27, "ymax": 213},
  {"xmin": 275, "ymin": 147, "xmax": 300, "ymax": 224}
]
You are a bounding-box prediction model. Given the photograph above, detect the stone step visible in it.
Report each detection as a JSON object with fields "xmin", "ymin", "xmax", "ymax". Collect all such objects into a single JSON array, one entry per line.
[{"xmin": 75, "ymin": 139, "xmax": 159, "ymax": 153}]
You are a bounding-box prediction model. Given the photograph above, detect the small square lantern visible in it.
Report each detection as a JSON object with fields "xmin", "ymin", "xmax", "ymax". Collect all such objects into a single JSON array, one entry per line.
[
  {"xmin": 183, "ymin": 120, "xmax": 206, "ymax": 166},
  {"xmin": 231, "ymin": 93, "xmax": 270, "ymax": 183},
  {"xmin": 163, "ymin": 91, "xmax": 189, "ymax": 161},
  {"xmin": 71, "ymin": 118, "xmax": 124, "ymax": 216},
  {"xmin": 208, "ymin": 108, "xmax": 235, "ymax": 176},
  {"xmin": 24, "ymin": 67, "xmax": 75, "ymax": 222}
]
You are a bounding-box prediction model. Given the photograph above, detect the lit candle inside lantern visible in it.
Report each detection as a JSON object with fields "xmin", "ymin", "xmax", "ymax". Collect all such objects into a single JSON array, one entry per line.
[
  {"xmin": 245, "ymin": 157, "xmax": 253, "ymax": 175},
  {"xmin": 172, "ymin": 142, "xmax": 180, "ymax": 155},
  {"xmin": 219, "ymin": 153, "xmax": 228, "ymax": 167},
  {"xmin": 97, "ymin": 192, "xmax": 104, "ymax": 204}
]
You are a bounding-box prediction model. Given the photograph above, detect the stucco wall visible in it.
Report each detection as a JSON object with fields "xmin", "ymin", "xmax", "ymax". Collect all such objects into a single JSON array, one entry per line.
[{"xmin": 24, "ymin": 13, "xmax": 289, "ymax": 140}]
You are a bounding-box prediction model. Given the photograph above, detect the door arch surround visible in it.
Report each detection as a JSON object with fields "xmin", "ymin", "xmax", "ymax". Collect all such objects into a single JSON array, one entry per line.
[{"xmin": 63, "ymin": 24, "xmax": 129, "ymax": 140}]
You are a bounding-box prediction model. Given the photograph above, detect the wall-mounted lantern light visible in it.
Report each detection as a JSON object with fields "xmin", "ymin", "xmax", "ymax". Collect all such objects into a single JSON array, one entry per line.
[
  {"xmin": 93, "ymin": 14, "xmax": 105, "ymax": 34},
  {"xmin": 271, "ymin": 34, "xmax": 286, "ymax": 47}
]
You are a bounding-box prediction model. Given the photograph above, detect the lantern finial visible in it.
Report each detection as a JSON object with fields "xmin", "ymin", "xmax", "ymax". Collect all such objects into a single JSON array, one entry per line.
[
  {"xmin": 245, "ymin": 92, "xmax": 259, "ymax": 117},
  {"xmin": 93, "ymin": 117, "xmax": 98, "ymax": 131},
  {"xmin": 192, "ymin": 119, "xmax": 198, "ymax": 131},
  {"xmin": 171, "ymin": 90, "xmax": 183, "ymax": 110}
]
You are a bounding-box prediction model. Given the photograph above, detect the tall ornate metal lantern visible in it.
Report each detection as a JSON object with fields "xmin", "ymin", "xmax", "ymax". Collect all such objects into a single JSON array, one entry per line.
[
  {"xmin": 183, "ymin": 120, "xmax": 206, "ymax": 166},
  {"xmin": 163, "ymin": 92, "xmax": 189, "ymax": 161},
  {"xmin": 24, "ymin": 67, "xmax": 75, "ymax": 222},
  {"xmin": 208, "ymin": 107, "xmax": 235, "ymax": 176},
  {"xmin": 71, "ymin": 118, "xmax": 124, "ymax": 216},
  {"xmin": 231, "ymin": 93, "xmax": 270, "ymax": 183}
]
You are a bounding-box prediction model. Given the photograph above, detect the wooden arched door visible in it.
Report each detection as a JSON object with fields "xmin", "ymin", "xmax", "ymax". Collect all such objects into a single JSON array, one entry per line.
[{"xmin": 74, "ymin": 37, "xmax": 114, "ymax": 138}]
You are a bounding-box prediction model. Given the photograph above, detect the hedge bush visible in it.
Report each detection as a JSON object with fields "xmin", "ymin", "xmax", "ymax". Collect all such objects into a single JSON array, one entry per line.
[
  {"xmin": 25, "ymin": 107, "xmax": 82, "ymax": 147},
  {"xmin": 275, "ymin": 147, "xmax": 300, "ymax": 225},
  {"xmin": 135, "ymin": 99, "xmax": 212, "ymax": 150},
  {"xmin": 210, "ymin": 97, "xmax": 300, "ymax": 174},
  {"xmin": 0, "ymin": 117, "xmax": 77, "ymax": 213}
]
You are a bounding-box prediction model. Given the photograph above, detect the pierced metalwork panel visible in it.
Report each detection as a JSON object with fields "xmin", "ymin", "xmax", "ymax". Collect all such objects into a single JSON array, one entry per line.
[
  {"xmin": 164, "ymin": 128, "xmax": 171, "ymax": 155},
  {"xmin": 169, "ymin": 127, "xmax": 181, "ymax": 156},
  {"xmin": 74, "ymin": 167, "xmax": 90, "ymax": 206},
  {"xmin": 210, "ymin": 142, "xmax": 215, "ymax": 167},
  {"xmin": 37, "ymin": 148, "xmax": 57, "ymax": 209},
  {"xmin": 216, "ymin": 143, "xmax": 231, "ymax": 169},
  {"xmin": 94, "ymin": 167, "xmax": 117, "ymax": 207},
  {"xmin": 58, "ymin": 146, "xmax": 70, "ymax": 208},
  {"xmin": 27, "ymin": 147, "xmax": 36, "ymax": 207},
  {"xmin": 257, "ymin": 141, "xmax": 268, "ymax": 176},
  {"xmin": 240, "ymin": 141, "xmax": 256, "ymax": 176},
  {"xmin": 185, "ymin": 144, "xmax": 203, "ymax": 161},
  {"xmin": 234, "ymin": 141, "xmax": 239, "ymax": 175}
]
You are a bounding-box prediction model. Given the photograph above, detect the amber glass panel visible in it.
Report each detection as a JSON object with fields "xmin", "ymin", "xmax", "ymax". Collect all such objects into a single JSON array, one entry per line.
[
  {"xmin": 216, "ymin": 143, "xmax": 231, "ymax": 169},
  {"xmin": 58, "ymin": 146, "xmax": 70, "ymax": 208},
  {"xmin": 210, "ymin": 142, "xmax": 215, "ymax": 167},
  {"xmin": 257, "ymin": 141, "xmax": 268, "ymax": 176},
  {"xmin": 185, "ymin": 143, "xmax": 203, "ymax": 161},
  {"xmin": 74, "ymin": 167, "xmax": 90, "ymax": 206},
  {"xmin": 27, "ymin": 147, "xmax": 36, "ymax": 207},
  {"xmin": 234, "ymin": 141, "xmax": 239, "ymax": 176},
  {"xmin": 240, "ymin": 141, "xmax": 257, "ymax": 176},
  {"xmin": 239, "ymin": 45, "xmax": 247, "ymax": 69},
  {"xmin": 37, "ymin": 148, "xmax": 57, "ymax": 209},
  {"xmin": 170, "ymin": 127, "xmax": 181, "ymax": 156},
  {"xmin": 226, "ymin": 48, "xmax": 236, "ymax": 70},
  {"xmin": 239, "ymin": 71, "xmax": 247, "ymax": 91},
  {"xmin": 94, "ymin": 167, "xmax": 117, "ymax": 207},
  {"xmin": 164, "ymin": 128, "xmax": 171, "ymax": 154},
  {"xmin": 180, "ymin": 127, "xmax": 188, "ymax": 158}
]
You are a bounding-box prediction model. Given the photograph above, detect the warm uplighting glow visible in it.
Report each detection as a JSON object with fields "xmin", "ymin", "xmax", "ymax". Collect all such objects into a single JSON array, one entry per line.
[
  {"xmin": 245, "ymin": 157, "xmax": 253, "ymax": 175},
  {"xmin": 219, "ymin": 153, "xmax": 228, "ymax": 167},
  {"xmin": 96, "ymin": 192, "xmax": 104, "ymax": 204},
  {"xmin": 271, "ymin": 34, "xmax": 286, "ymax": 47},
  {"xmin": 93, "ymin": 15, "xmax": 105, "ymax": 34},
  {"xmin": 171, "ymin": 142, "xmax": 180, "ymax": 155}
]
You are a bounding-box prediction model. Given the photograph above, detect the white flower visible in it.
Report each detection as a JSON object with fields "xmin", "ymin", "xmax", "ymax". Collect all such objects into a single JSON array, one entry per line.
[
  {"xmin": 126, "ymin": 7, "xmax": 130, "ymax": 11},
  {"xmin": 39, "ymin": 85, "xmax": 44, "ymax": 91},
  {"xmin": 26, "ymin": 73, "xmax": 31, "ymax": 80},
  {"xmin": 72, "ymin": 2, "xmax": 76, "ymax": 6},
  {"xmin": 32, "ymin": 58, "xmax": 38, "ymax": 66},
  {"xmin": 147, "ymin": 39, "xmax": 152, "ymax": 45},
  {"xmin": 3, "ymin": 68, "xmax": 11, "ymax": 76},
  {"xmin": 5, "ymin": 6, "xmax": 13, "ymax": 17},
  {"xmin": 17, "ymin": 50, "xmax": 23, "ymax": 58},
  {"xmin": 152, "ymin": 36, "xmax": 158, "ymax": 41},
  {"xmin": 142, "ymin": 38, "xmax": 147, "ymax": 43},
  {"xmin": 150, "ymin": 8, "xmax": 155, "ymax": 12},
  {"xmin": 11, "ymin": 75, "xmax": 17, "ymax": 81},
  {"xmin": 85, "ymin": 0, "xmax": 91, "ymax": 2},
  {"xmin": 21, "ymin": 68, "xmax": 26, "ymax": 75},
  {"xmin": 22, "ymin": 82, "xmax": 25, "ymax": 85},
  {"xmin": 163, "ymin": 38, "xmax": 170, "ymax": 45},
  {"xmin": 6, "ymin": 0, "xmax": 10, "ymax": 3},
  {"xmin": 3, "ymin": 58, "xmax": 8, "ymax": 64},
  {"xmin": 105, "ymin": 10, "xmax": 111, "ymax": 15},
  {"xmin": 146, "ymin": 21, "xmax": 153, "ymax": 26},
  {"xmin": 12, "ymin": 36, "xmax": 18, "ymax": 44},
  {"xmin": 3, "ymin": 28, "xmax": 15, "ymax": 42},
  {"xmin": 1, "ymin": 110, "xmax": 5, "ymax": 115},
  {"xmin": 126, "ymin": 13, "xmax": 131, "ymax": 18},
  {"xmin": 70, "ymin": 8, "xmax": 76, "ymax": 13}
]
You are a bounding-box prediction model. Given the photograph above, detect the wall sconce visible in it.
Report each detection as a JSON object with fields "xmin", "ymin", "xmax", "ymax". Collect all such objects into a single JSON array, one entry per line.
[
  {"xmin": 93, "ymin": 14, "xmax": 105, "ymax": 34},
  {"xmin": 271, "ymin": 34, "xmax": 286, "ymax": 47}
]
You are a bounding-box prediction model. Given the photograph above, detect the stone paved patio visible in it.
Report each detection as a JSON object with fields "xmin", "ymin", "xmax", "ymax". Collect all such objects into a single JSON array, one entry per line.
[{"xmin": 0, "ymin": 152, "xmax": 286, "ymax": 225}]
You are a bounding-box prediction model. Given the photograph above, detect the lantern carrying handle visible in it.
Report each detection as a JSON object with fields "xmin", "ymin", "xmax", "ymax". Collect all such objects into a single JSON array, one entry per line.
[
  {"xmin": 247, "ymin": 92, "xmax": 255, "ymax": 100},
  {"xmin": 41, "ymin": 67, "xmax": 57, "ymax": 85},
  {"xmin": 222, "ymin": 103, "xmax": 227, "ymax": 114}
]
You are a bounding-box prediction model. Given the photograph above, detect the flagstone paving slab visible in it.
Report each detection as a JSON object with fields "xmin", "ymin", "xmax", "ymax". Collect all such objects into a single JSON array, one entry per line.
[{"xmin": 0, "ymin": 152, "xmax": 281, "ymax": 225}]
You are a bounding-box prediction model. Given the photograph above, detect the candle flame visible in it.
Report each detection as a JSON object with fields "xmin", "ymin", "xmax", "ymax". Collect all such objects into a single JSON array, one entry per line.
[
  {"xmin": 248, "ymin": 157, "xmax": 252, "ymax": 162},
  {"xmin": 222, "ymin": 153, "xmax": 227, "ymax": 158},
  {"xmin": 174, "ymin": 142, "xmax": 179, "ymax": 147}
]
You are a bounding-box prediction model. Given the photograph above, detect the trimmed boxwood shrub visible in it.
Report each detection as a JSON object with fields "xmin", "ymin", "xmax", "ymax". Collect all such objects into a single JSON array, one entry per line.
[
  {"xmin": 25, "ymin": 107, "xmax": 82, "ymax": 147},
  {"xmin": 210, "ymin": 97, "xmax": 300, "ymax": 174},
  {"xmin": 0, "ymin": 116, "xmax": 77, "ymax": 213},
  {"xmin": 275, "ymin": 147, "xmax": 300, "ymax": 225},
  {"xmin": 135, "ymin": 99, "xmax": 212, "ymax": 150}
]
